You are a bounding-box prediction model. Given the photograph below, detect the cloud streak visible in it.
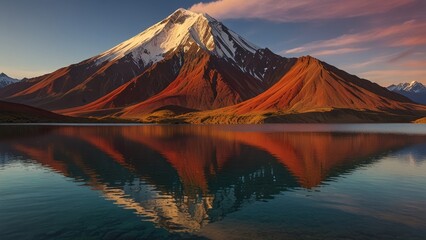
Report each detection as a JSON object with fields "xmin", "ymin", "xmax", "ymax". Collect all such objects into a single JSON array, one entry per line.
[
  {"xmin": 284, "ymin": 20, "xmax": 426, "ymax": 56},
  {"xmin": 360, "ymin": 69, "xmax": 426, "ymax": 84},
  {"xmin": 342, "ymin": 50, "xmax": 426, "ymax": 85},
  {"xmin": 344, "ymin": 50, "xmax": 417, "ymax": 70},
  {"xmin": 312, "ymin": 48, "xmax": 368, "ymax": 56},
  {"xmin": 190, "ymin": 0, "xmax": 413, "ymax": 22}
]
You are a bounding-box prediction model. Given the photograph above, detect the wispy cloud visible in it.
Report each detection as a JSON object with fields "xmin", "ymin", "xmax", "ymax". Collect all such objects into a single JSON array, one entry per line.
[
  {"xmin": 284, "ymin": 20, "xmax": 426, "ymax": 56},
  {"xmin": 344, "ymin": 56, "xmax": 390, "ymax": 70},
  {"xmin": 340, "ymin": 49, "xmax": 426, "ymax": 85},
  {"xmin": 190, "ymin": 0, "xmax": 412, "ymax": 22},
  {"xmin": 399, "ymin": 59, "xmax": 426, "ymax": 68},
  {"xmin": 360, "ymin": 69, "xmax": 426, "ymax": 85},
  {"xmin": 285, "ymin": 47, "xmax": 305, "ymax": 54},
  {"xmin": 388, "ymin": 49, "xmax": 417, "ymax": 63},
  {"xmin": 312, "ymin": 48, "xmax": 368, "ymax": 56},
  {"xmin": 344, "ymin": 50, "xmax": 418, "ymax": 69}
]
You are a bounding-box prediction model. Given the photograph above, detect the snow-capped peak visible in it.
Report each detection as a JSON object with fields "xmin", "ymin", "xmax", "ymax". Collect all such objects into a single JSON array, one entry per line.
[
  {"xmin": 0, "ymin": 73, "xmax": 19, "ymax": 88},
  {"xmin": 388, "ymin": 81, "xmax": 426, "ymax": 93},
  {"xmin": 94, "ymin": 8, "xmax": 259, "ymax": 67}
]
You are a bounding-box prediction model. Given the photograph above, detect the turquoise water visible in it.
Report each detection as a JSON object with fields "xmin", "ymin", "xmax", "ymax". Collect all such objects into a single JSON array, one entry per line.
[{"xmin": 0, "ymin": 124, "xmax": 425, "ymax": 239}]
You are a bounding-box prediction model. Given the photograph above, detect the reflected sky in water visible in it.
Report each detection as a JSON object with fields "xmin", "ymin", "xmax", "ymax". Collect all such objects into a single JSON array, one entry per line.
[{"xmin": 0, "ymin": 125, "xmax": 425, "ymax": 240}]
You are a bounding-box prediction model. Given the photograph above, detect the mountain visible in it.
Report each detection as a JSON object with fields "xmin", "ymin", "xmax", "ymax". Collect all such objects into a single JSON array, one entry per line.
[
  {"xmin": 0, "ymin": 73, "xmax": 19, "ymax": 88},
  {"xmin": 388, "ymin": 81, "xmax": 426, "ymax": 105},
  {"xmin": 0, "ymin": 8, "xmax": 425, "ymax": 123},
  {"xmin": 0, "ymin": 100, "xmax": 76, "ymax": 123},
  {"xmin": 0, "ymin": 9, "xmax": 292, "ymax": 116},
  {"xmin": 178, "ymin": 57, "xmax": 426, "ymax": 123}
]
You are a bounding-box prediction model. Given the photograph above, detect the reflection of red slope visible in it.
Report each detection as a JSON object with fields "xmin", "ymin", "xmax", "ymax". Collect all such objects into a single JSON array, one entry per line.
[
  {"xmin": 215, "ymin": 132, "xmax": 416, "ymax": 188},
  {"xmin": 72, "ymin": 126, "xmax": 424, "ymax": 189},
  {"xmin": 13, "ymin": 144, "xmax": 68, "ymax": 174},
  {"xmin": 60, "ymin": 128, "xmax": 127, "ymax": 166},
  {"xmin": 12, "ymin": 137, "xmax": 120, "ymax": 189},
  {"xmin": 7, "ymin": 132, "xmax": 206, "ymax": 232},
  {"xmin": 9, "ymin": 126, "xmax": 426, "ymax": 191},
  {"xmin": 12, "ymin": 141, "xmax": 104, "ymax": 188},
  {"xmin": 119, "ymin": 127, "xmax": 238, "ymax": 192},
  {"xmin": 222, "ymin": 56, "xmax": 426, "ymax": 115}
]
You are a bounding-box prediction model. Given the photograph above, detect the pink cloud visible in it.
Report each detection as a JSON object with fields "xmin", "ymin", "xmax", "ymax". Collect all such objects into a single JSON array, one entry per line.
[
  {"xmin": 360, "ymin": 69, "xmax": 426, "ymax": 85},
  {"xmin": 342, "ymin": 50, "xmax": 426, "ymax": 83},
  {"xmin": 388, "ymin": 49, "xmax": 417, "ymax": 63},
  {"xmin": 190, "ymin": 0, "xmax": 413, "ymax": 22},
  {"xmin": 312, "ymin": 48, "xmax": 368, "ymax": 56},
  {"xmin": 284, "ymin": 20, "xmax": 426, "ymax": 55},
  {"xmin": 399, "ymin": 59, "xmax": 426, "ymax": 68},
  {"xmin": 344, "ymin": 50, "xmax": 418, "ymax": 70},
  {"xmin": 344, "ymin": 56, "xmax": 391, "ymax": 70},
  {"xmin": 285, "ymin": 47, "xmax": 305, "ymax": 54},
  {"xmin": 390, "ymin": 36, "xmax": 426, "ymax": 47}
]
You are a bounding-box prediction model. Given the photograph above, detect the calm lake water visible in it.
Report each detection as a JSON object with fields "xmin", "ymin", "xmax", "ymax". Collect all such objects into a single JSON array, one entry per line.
[{"xmin": 0, "ymin": 124, "xmax": 425, "ymax": 240}]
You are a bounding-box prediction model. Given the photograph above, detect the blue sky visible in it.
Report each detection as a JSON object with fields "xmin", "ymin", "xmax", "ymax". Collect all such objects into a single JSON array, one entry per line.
[{"xmin": 1, "ymin": 0, "xmax": 425, "ymax": 86}]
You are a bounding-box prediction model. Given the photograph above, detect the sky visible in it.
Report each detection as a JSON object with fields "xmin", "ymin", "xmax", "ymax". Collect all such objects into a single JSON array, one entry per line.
[{"xmin": 0, "ymin": 0, "xmax": 425, "ymax": 86}]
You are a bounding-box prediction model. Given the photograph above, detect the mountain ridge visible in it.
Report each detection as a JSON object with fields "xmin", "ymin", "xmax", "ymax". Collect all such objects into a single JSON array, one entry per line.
[
  {"xmin": 387, "ymin": 81, "xmax": 426, "ymax": 105},
  {"xmin": 0, "ymin": 73, "xmax": 19, "ymax": 88}
]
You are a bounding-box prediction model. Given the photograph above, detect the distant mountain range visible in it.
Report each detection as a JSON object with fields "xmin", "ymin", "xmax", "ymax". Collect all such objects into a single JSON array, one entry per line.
[
  {"xmin": 0, "ymin": 8, "xmax": 425, "ymax": 123},
  {"xmin": 388, "ymin": 81, "xmax": 426, "ymax": 105},
  {"xmin": 0, "ymin": 73, "xmax": 19, "ymax": 88}
]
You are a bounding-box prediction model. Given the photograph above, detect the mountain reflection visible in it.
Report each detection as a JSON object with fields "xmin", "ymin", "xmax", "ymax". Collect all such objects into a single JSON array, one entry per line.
[{"xmin": 0, "ymin": 125, "xmax": 425, "ymax": 232}]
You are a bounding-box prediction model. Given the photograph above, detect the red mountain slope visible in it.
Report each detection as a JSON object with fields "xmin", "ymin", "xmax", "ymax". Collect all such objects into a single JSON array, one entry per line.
[
  {"xmin": 119, "ymin": 49, "xmax": 267, "ymax": 118},
  {"xmin": 61, "ymin": 46, "xmax": 289, "ymax": 117},
  {"xmin": 0, "ymin": 56, "xmax": 143, "ymax": 110},
  {"xmin": 223, "ymin": 56, "xmax": 426, "ymax": 115},
  {"xmin": 59, "ymin": 54, "xmax": 184, "ymax": 117}
]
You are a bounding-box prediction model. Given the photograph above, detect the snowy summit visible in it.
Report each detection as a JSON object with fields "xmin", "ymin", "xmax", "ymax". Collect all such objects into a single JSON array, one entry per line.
[
  {"xmin": 0, "ymin": 73, "xmax": 19, "ymax": 88},
  {"xmin": 95, "ymin": 8, "xmax": 259, "ymax": 68}
]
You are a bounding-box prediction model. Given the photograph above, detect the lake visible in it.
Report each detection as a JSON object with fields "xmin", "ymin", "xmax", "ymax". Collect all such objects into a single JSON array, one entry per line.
[{"xmin": 0, "ymin": 124, "xmax": 425, "ymax": 240}]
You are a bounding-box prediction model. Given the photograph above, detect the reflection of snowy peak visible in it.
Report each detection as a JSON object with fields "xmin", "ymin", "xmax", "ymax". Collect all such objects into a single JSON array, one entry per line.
[
  {"xmin": 0, "ymin": 73, "xmax": 19, "ymax": 88},
  {"xmin": 95, "ymin": 8, "xmax": 259, "ymax": 70}
]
